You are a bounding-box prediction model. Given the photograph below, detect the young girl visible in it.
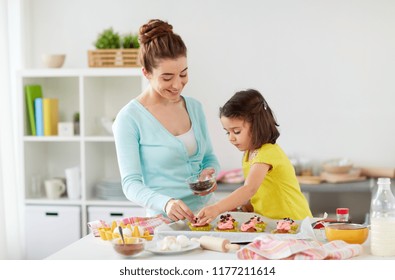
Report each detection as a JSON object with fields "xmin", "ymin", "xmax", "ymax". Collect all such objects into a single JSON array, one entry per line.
[{"xmin": 197, "ymin": 89, "xmax": 312, "ymax": 224}]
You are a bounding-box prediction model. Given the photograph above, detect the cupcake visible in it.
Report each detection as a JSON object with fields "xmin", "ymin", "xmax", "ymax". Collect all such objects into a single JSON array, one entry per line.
[
  {"xmin": 188, "ymin": 217, "xmax": 211, "ymax": 231},
  {"xmin": 240, "ymin": 215, "xmax": 265, "ymax": 232},
  {"xmin": 214, "ymin": 214, "xmax": 238, "ymax": 232},
  {"xmin": 251, "ymin": 215, "xmax": 267, "ymax": 231},
  {"xmin": 271, "ymin": 218, "xmax": 298, "ymax": 234},
  {"xmin": 224, "ymin": 214, "xmax": 238, "ymax": 226}
]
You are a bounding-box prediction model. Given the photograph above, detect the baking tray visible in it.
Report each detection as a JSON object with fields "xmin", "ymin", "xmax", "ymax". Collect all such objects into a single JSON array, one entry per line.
[{"xmin": 154, "ymin": 212, "xmax": 317, "ymax": 243}]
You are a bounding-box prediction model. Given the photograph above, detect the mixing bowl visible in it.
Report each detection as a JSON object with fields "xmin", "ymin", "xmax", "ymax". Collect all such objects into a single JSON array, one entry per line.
[
  {"xmin": 186, "ymin": 173, "xmax": 216, "ymax": 194},
  {"xmin": 325, "ymin": 223, "xmax": 369, "ymax": 244},
  {"xmin": 112, "ymin": 237, "xmax": 145, "ymax": 256},
  {"xmin": 322, "ymin": 158, "xmax": 353, "ymax": 174}
]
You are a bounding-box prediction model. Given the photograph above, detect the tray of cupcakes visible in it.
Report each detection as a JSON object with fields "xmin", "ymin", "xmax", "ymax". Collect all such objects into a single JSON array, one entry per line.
[{"xmin": 154, "ymin": 212, "xmax": 317, "ymax": 243}]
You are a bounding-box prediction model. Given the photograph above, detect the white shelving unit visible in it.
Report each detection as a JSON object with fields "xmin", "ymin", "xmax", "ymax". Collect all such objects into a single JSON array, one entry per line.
[{"xmin": 17, "ymin": 68, "xmax": 148, "ymax": 259}]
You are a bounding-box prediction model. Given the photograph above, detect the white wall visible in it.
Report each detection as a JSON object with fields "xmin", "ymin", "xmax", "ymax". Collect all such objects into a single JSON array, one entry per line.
[{"xmin": 24, "ymin": 0, "xmax": 395, "ymax": 170}]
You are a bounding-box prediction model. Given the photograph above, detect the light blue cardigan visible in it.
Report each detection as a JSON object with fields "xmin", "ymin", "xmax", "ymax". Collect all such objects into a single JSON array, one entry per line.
[{"xmin": 113, "ymin": 96, "xmax": 220, "ymax": 217}]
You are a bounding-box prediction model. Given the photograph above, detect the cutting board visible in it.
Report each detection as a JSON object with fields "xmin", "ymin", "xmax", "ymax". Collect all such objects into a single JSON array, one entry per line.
[{"xmin": 297, "ymin": 176, "xmax": 322, "ymax": 184}]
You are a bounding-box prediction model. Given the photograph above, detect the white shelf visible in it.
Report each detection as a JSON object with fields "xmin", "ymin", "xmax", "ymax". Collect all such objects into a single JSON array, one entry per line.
[
  {"xmin": 19, "ymin": 67, "xmax": 142, "ymax": 77},
  {"xmin": 24, "ymin": 136, "xmax": 81, "ymax": 142},
  {"xmin": 25, "ymin": 198, "xmax": 82, "ymax": 205},
  {"xmin": 18, "ymin": 68, "xmax": 147, "ymax": 258},
  {"xmin": 85, "ymin": 200, "xmax": 141, "ymax": 207}
]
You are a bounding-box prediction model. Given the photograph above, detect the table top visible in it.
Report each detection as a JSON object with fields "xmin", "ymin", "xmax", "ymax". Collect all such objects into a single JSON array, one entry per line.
[{"xmin": 47, "ymin": 232, "xmax": 394, "ymax": 260}]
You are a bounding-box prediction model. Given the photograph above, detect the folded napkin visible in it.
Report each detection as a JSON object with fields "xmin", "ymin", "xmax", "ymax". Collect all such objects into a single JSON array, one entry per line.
[
  {"xmin": 216, "ymin": 168, "xmax": 244, "ymax": 183},
  {"xmin": 237, "ymin": 236, "xmax": 363, "ymax": 260}
]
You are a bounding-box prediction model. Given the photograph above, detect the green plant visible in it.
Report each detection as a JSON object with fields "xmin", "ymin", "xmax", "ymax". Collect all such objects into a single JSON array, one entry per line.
[
  {"xmin": 94, "ymin": 27, "xmax": 121, "ymax": 49},
  {"xmin": 73, "ymin": 112, "xmax": 80, "ymax": 123},
  {"xmin": 122, "ymin": 34, "xmax": 140, "ymax": 49}
]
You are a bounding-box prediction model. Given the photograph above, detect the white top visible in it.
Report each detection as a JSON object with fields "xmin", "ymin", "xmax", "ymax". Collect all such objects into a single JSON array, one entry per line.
[{"xmin": 176, "ymin": 126, "xmax": 197, "ymax": 157}]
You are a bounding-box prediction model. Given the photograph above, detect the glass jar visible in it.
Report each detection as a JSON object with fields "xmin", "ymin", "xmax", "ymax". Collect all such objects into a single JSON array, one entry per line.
[{"xmin": 336, "ymin": 208, "xmax": 349, "ymax": 222}]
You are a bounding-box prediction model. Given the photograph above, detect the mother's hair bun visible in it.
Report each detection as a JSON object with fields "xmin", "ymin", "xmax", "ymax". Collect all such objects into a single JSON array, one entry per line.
[{"xmin": 139, "ymin": 19, "xmax": 173, "ymax": 44}]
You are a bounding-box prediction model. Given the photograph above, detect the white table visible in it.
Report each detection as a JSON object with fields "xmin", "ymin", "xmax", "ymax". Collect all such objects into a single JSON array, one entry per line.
[{"xmin": 47, "ymin": 232, "xmax": 394, "ymax": 260}]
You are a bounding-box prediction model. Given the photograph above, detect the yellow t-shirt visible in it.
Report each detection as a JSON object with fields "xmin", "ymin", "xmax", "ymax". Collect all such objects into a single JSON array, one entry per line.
[{"xmin": 242, "ymin": 143, "xmax": 312, "ymax": 220}]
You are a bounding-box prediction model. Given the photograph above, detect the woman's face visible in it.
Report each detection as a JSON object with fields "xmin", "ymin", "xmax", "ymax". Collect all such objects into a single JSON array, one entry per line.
[
  {"xmin": 146, "ymin": 57, "xmax": 188, "ymax": 103},
  {"xmin": 220, "ymin": 116, "xmax": 252, "ymax": 151}
]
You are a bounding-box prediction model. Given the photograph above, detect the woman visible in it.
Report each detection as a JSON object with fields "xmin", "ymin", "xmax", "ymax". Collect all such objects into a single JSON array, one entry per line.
[{"xmin": 113, "ymin": 19, "xmax": 220, "ymax": 222}]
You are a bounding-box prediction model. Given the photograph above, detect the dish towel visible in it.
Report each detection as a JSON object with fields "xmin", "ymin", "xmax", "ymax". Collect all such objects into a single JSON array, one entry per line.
[
  {"xmin": 120, "ymin": 215, "xmax": 172, "ymax": 234},
  {"xmin": 237, "ymin": 236, "xmax": 363, "ymax": 260}
]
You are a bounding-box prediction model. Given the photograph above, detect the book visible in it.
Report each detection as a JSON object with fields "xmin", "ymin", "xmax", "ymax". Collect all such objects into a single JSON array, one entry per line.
[
  {"xmin": 43, "ymin": 98, "xmax": 59, "ymax": 136},
  {"xmin": 34, "ymin": 98, "xmax": 44, "ymax": 136},
  {"xmin": 25, "ymin": 85, "xmax": 43, "ymax": 136}
]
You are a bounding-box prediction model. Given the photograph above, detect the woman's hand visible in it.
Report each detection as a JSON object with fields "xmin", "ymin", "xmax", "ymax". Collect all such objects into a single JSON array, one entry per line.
[
  {"xmin": 165, "ymin": 199, "xmax": 195, "ymax": 222},
  {"xmin": 199, "ymin": 168, "xmax": 215, "ymax": 178},
  {"xmin": 196, "ymin": 204, "xmax": 220, "ymax": 225},
  {"xmin": 194, "ymin": 167, "xmax": 217, "ymax": 196}
]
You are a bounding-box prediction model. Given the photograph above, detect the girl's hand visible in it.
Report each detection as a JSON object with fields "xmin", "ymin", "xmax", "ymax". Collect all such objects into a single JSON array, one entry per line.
[
  {"xmin": 165, "ymin": 199, "xmax": 194, "ymax": 222},
  {"xmin": 196, "ymin": 204, "xmax": 220, "ymax": 225},
  {"xmin": 241, "ymin": 201, "xmax": 254, "ymax": 212}
]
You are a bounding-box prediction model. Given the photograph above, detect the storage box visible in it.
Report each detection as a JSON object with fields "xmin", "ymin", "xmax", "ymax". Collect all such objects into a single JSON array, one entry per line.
[
  {"xmin": 58, "ymin": 122, "xmax": 74, "ymax": 137},
  {"xmin": 88, "ymin": 49, "xmax": 140, "ymax": 67}
]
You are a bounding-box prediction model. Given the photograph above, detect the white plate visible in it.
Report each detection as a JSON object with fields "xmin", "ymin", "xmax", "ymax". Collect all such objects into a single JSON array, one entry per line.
[{"xmin": 146, "ymin": 241, "xmax": 201, "ymax": 255}]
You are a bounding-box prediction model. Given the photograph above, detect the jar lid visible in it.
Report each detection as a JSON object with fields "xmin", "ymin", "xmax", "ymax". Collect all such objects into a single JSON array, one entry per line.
[
  {"xmin": 336, "ymin": 208, "xmax": 349, "ymax": 214},
  {"xmin": 378, "ymin": 178, "xmax": 391, "ymax": 185}
]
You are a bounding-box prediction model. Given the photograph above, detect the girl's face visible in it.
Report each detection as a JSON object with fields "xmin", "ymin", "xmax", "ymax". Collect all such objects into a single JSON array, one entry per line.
[
  {"xmin": 145, "ymin": 57, "xmax": 188, "ymax": 103},
  {"xmin": 220, "ymin": 116, "xmax": 252, "ymax": 151}
]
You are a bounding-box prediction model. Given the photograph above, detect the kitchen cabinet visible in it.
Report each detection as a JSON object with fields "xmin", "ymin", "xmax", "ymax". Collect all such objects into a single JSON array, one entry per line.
[
  {"xmin": 18, "ymin": 68, "xmax": 148, "ymax": 259},
  {"xmin": 88, "ymin": 206, "xmax": 146, "ymax": 225},
  {"xmin": 25, "ymin": 205, "xmax": 81, "ymax": 259}
]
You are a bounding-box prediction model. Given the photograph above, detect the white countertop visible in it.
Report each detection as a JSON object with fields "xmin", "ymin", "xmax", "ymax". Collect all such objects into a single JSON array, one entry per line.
[
  {"xmin": 47, "ymin": 232, "xmax": 394, "ymax": 260},
  {"xmin": 47, "ymin": 234, "xmax": 236, "ymax": 260}
]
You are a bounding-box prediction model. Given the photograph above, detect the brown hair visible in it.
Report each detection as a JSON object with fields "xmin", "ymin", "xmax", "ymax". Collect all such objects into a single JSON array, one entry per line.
[
  {"xmin": 219, "ymin": 89, "xmax": 280, "ymax": 149},
  {"xmin": 138, "ymin": 19, "xmax": 187, "ymax": 73}
]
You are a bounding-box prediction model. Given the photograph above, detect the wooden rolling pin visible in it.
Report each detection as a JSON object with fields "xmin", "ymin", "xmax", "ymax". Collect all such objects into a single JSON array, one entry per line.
[
  {"xmin": 191, "ymin": 236, "xmax": 240, "ymax": 253},
  {"xmin": 359, "ymin": 167, "xmax": 395, "ymax": 178}
]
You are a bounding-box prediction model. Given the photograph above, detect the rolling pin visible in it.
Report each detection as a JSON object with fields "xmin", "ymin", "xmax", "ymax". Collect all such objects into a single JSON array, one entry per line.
[{"xmin": 191, "ymin": 236, "xmax": 240, "ymax": 253}]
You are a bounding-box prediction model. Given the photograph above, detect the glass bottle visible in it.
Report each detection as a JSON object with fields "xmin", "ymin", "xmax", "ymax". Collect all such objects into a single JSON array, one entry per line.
[{"xmin": 370, "ymin": 177, "xmax": 395, "ymax": 256}]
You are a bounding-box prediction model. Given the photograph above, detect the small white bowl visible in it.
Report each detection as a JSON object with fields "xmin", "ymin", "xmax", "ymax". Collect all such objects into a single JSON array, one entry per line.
[{"xmin": 42, "ymin": 54, "xmax": 66, "ymax": 68}]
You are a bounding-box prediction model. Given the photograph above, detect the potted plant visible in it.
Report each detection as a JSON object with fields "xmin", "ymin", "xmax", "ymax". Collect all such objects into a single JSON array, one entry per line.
[
  {"xmin": 122, "ymin": 34, "xmax": 139, "ymax": 49},
  {"xmin": 94, "ymin": 28, "xmax": 121, "ymax": 49},
  {"xmin": 88, "ymin": 27, "xmax": 140, "ymax": 67},
  {"xmin": 73, "ymin": 112, "xmax": 80, "ymax": 135}
]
